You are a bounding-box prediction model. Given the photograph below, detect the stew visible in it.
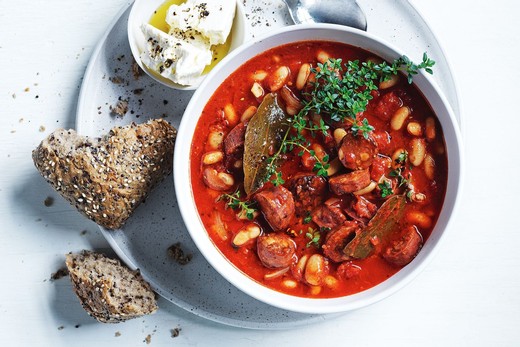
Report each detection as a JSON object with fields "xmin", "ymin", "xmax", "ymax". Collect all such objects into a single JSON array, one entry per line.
[{"xmin": 190, "ymin": 41, "xmax": 447, "ymax": 298}]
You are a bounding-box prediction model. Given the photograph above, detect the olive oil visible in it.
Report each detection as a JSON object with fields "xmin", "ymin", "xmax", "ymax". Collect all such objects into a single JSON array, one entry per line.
[{"xmin": 148, "ymin": 0, "xmax": 233, "ymax": 75}]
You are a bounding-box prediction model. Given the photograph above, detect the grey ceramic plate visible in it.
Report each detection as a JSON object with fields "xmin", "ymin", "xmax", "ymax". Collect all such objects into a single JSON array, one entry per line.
[{"xmin": 75, "ymin": 0, "xmax": 461, "ymax": 329}]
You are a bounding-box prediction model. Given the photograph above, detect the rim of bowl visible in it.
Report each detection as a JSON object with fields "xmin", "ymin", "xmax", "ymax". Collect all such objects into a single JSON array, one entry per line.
[
  {"xmin": 174, "ymin": 23, "xmax": 464, "ymax": 314},
  {"xmin": 127, "ymin": 0, "xmax": 248, "ymax": 91}
]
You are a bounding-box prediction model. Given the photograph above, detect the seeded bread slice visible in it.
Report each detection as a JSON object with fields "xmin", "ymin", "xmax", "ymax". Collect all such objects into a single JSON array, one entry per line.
[
  {"xmin": 65, "ymin": 251, "xmax": 158, "ymax": 323},
  {"xmin": 32, "ymin": 119, "xmax": 176, "ymax": 229}
]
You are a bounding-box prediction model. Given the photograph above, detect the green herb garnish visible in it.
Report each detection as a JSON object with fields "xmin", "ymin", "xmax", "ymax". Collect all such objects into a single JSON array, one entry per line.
[
  {"xmin": 218, "ymin": 189, "xmax": 257, "ymax": 220},
  {"xmin": 378, "ymin": 180, "xmax": 394, "ymax": 198},
  {"xmin": 263, "ymin": 53, "xmax": 435, "ymax": 184},
  {"xmin": 305, "ymin": 227, "xmax": 322, "ymax": 248}
]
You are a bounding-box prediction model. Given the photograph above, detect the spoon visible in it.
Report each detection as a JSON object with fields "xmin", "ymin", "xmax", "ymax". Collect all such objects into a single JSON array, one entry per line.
[{"xmin": 283, "ymin": 0, "xmax": 367, "ymax": 31}]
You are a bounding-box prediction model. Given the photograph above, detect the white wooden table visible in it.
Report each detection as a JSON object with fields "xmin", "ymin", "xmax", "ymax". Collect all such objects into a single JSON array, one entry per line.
[{"xmin": 1, "ymin": 0, "xmax": 519, "ymax": 345}]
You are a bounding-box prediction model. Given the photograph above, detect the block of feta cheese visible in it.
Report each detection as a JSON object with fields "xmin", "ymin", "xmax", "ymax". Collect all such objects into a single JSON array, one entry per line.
[
  {"xmin": 165, "ymin": 0, "xmax": 236, "ymax": 46},
  {"xmin": 140, "ymin": 23, "xmax": 212, "ymax": 86}
]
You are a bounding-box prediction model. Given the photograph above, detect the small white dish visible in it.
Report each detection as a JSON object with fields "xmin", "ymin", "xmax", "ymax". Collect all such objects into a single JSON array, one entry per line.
[
  {"xmin": 174, "ymin": 24, "xmax": 464, "ymax": 314},
  {"xmin": 128, "ymin": 0, "xmax": 248, "ymax": 90}
]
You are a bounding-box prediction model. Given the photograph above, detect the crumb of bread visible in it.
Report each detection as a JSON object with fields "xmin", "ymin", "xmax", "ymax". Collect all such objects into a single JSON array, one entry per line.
[
  {"xmin": 110, "ymin": 99, "xmax": 128, "ymax": 116},
  {"xmin": 115, "ymin": 331, "xmax": 121, "ymax": 337},
  {"xmin": 167, "ymin": 243, "xmax": 193, "ymax": 265},
  {"xmin": 132, "ymin": 61, "xmax": 142, "ymax": 80},
  {"xmin": 44, "ymin": 196, "xmax": 54, "ymax": 207},
  {"xmin": 171, "ymin": 327, "xmax": 181, "ymax": 338},
  {"xmin": 109, "ymin": 76, "xmax": 124, "ymax": 84},
  {"xmin": 50, "ymin": 267, "xmax": 69, "ymax": 281},
  {"xmin": 39, "ymin": 125, "xmax": 46, "ymax": 132},
  {"xmin": 144, "ymin": 334, "xmax": 152, "ymax": 344}
]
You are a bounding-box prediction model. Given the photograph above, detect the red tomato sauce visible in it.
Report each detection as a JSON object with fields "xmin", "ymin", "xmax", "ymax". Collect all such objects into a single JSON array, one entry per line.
[{"xmin": 190, "ymin": 41, "xmax": 447, "ymax": 298}]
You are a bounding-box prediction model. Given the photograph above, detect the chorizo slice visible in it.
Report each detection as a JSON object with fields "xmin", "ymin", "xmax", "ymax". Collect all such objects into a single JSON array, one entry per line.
[
  {"xmin": 322, "ymin": 221, "xmax": 360, "ymax": 263},
  {"xmin": 352, "ymin": 196, "xmax": 377, "ymax": 220},
  {"xmin": 373, "ymin": 91, "xmax": 403, "ymax": 121},
  {"xmin": 329, "ymin": 169, "xmax": 371, "ymax": 195},
  {"xmin": 257, "ymin": 233, "xmax": 297, "ymax": 268},
  {"xmin": 337, "ymin": 131, "xmax": 378, "ymax": 170},
  {"xmin": 370, "ymin": 154, "xmax": 392, "ymax": 182},
  {"xmin": 288, "ymin": 173, "xmax": 327, "ymax": 217},
  {"xmin": 337, "ymin": 261, "xmax": 362, "ymax": 280},
  {"xmin": 255, "ymin": 185, "xmax": 295, "ymax": 231},
  {"xmin": 383, "ymin": 225, "xmax": 423, "ymax": 267},
  {"xmin": 223, "ymin": 122, "xmax": 247, "ymax": 168},
  {"xmin": 312, "ymin": 205, "xmax": 347, "ymax": 230}
]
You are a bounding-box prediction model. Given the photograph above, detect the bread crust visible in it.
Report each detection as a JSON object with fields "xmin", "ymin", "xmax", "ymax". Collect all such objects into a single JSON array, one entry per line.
[
  {"xmin": 32, "ymin": 119, "xmax": 176, "ymax": 229},
  {"xmin": 65, "ymin": 251, "xmax": 158, "ymax": 323}
]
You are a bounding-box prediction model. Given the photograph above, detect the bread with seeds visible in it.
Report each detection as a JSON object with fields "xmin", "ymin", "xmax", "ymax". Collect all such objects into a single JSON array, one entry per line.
[
  {"xmin": 65, "ymin": 250, "xmax": 158, "ymax": 323},
  {"xmin": 32, "ymin": 119, "xmax": 176, "ymax": 229}
]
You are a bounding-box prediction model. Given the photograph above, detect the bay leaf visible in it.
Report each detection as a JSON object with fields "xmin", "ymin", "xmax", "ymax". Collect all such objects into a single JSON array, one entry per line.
[
  {"xmin": 243, "ymin": 93, "xmax": 289, "ymax": 196},
  {"xmin": 343, "ymin": 195, "xmax": 407, "ymax": 259}
]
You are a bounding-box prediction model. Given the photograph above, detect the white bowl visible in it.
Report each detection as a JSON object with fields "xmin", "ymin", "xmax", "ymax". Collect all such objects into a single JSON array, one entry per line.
[
  {"xmin": 174, "ymin": 24, "xmax": 464, "ymax": 314},
  {"xmin": 127, "ymin": 0, "xmax": 247, "ymax": 90}
]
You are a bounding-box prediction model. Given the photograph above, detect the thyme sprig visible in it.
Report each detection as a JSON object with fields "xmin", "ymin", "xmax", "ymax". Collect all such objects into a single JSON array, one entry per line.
[
  {"xmin": 218, "ymin": 189, "xmax": 257, "ymax": 220},
  {"xmin": 263, "ymin": 53, "xmax": 435, "ymax": 185}
]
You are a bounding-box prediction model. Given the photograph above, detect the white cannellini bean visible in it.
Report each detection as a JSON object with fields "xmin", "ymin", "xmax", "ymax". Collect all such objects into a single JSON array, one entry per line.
[
  {"xmin": 268, "ymin": 66, "xmax": 290, "ymax": 92},
  {"xmin": 424, "ymin": 153, "xmax": 435, "ymax": 180},
  {"xmin": 425, "ymin": 117, "xmax": 436, "ymax": 141},
  {"xmin": 251, "ymin": 82, "xmax": 264, "ymax": 98},
  {"xmin": 202, "ymin": 151, "xmax": 224, "ymax": 165},
  {"xmin": 232, "ymin": 224, "xmax": 261, "ymax": 247},
  {"xmin": 224, "ymin": 103, "xmax": 238, "ymax": 126},
  {"xmin": 304, "ymin": 254, "xmax": 329, "ymax": 286},
  {"xmin": 282, "ymin": 279, "xmax": 298, "ymax": 289},
  {"xmin": 317, "ymin": 50, "xmax": 330, "ymax": 63},
  {"xmin": 296, "ymin": 63, "xmax": 311, "ymax": 90},
  {"xmin": 333, "ymin": 128, "xmax": 347, "ymax": 145},
  {"xmin": 310, "ymin": 285, "xmax": 322, "ymax": 296},
  {"xmin": 311, "ymin": 143, "xmax": 328, "ymax": 162},
  {"xmin": 406, "ymin": 210, "xmax": 432, "ymax": 229},
  {"xmin": 202, "ymin": 168, "xmax": 234, "ymax": 191},
  {"xmin": 409, "ymin": 138, "xmax": 426, "ymax": 166},
  {"xmin": 252, "ymin": 70, "xmax": 268, "ymax": 81},
  {"xmin": 240, "ymin": 105, "xmax": 257, "ymax": 122},
  {"xmin": 390, "ymin": 106, "xmax": 410, "ymax": 131},
  {"xmin": 407, "ymin": 121, "xmax": 423, "ymax": 136},
  {"xmin": 324, "ymin": 275, "xmax": 339, "ymax": 289},
  {"xmin": 379, "ymin": 74, "xmax": 399, "ymax": 89},
  {"xmin": 207, "ymin": 130, "xmax": 224, "ymax": 149}
]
